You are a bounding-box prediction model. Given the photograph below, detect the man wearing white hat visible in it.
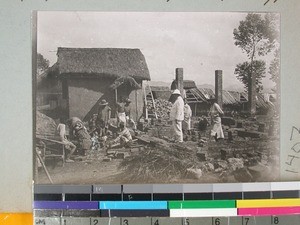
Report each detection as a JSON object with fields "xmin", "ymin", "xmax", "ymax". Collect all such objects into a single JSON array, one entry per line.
[{"xmin": 169, "ymin": 89, "xmax": 185, "ymax": 142}]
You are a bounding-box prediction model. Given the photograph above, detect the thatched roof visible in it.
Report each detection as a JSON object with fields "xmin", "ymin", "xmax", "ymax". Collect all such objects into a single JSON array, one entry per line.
[
  {"xmin": 183, "ymin": 80, "xmax": 197, "ymax": 89},
  {"xmin": 56, "ymin": 47, "xmax": 150, "ymax": 81}
]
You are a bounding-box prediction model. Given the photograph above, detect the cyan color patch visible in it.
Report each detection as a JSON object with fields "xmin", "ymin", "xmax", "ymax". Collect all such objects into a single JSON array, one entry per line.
[{"xmin": 99, "ymin": 201, "xmax": 168, "ymax": 209}]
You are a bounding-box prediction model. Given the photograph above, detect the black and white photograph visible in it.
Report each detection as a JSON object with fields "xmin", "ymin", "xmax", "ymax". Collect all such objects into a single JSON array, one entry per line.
[{"xmin": 34, "ymin": 11, "xmax": 280, "ymax": 184}]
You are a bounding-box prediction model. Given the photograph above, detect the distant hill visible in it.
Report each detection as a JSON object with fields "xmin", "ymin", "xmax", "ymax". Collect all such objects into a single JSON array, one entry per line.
[
  {"xmin": 224, "ymin": 84, "xmax": 244, "ymax": 92},
  {"xmin": 197, "ymin": 84, "xmax": 215, "ymax": 90}
]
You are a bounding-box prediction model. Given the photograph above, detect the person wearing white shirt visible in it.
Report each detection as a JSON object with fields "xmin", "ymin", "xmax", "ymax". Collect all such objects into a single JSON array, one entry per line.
[
  {"xmin": 183, "ymin": 99, "xmax": 192, "ymax": 135},
  {"xmin": 169, "ymin": 89, "xmax": 185, "ymax": 142},
  {"xmin": 208, "ymin": 101, "xmax": 224, "ymax": 141}
]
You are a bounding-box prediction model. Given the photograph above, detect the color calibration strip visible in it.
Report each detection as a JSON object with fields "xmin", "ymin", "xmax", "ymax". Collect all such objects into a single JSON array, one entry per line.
[
  {"xmin": 33, "ymin": 182, "xmax": 300, "ymax": 219},
  {"xmin": 33, "ymin": 199, "xmax": 300, "ymax": 217}
]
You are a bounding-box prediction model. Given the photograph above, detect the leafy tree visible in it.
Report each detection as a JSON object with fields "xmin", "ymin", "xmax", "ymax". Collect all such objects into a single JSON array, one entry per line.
[
  {"xmin": 233, "ymin": 13, "xmax": 276, "ymax": 60},
  {"xmin": 233, "ymin": 13, "xmax": 277, "ymax": 114},
  {"xmin": 234, "ymin": 60, "xmax": 266, "ymax": 93},
  {"xmin": 264, "ymin": 13, "xmax": 280, "ymax": 45},
  {"xmin": 265, "ymin": 13, "xmax": 280, "ymax": 91},
  {"xmin": 269, "ymin": 49, "xmax": 280, "ymax": 83},
  {"xmin": 37, "ymin": 53, "xmax": 49, "ymax": 75}
]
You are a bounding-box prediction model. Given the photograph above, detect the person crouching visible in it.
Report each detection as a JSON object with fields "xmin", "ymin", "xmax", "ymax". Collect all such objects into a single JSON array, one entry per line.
[
  {"xmin": 110, "ymin": 121, "xmax": 132, "ymax": 148},
  {"xmin": 73, "ymin": 122, "xmax": 92, "ymax": 156}
]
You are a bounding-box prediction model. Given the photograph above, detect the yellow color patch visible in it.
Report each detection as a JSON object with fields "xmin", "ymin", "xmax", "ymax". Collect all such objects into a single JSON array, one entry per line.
[
  {"xmin": 0, "ymin": 213, "xmax": 33, "ymax": 225},
  {"xmin": 237, "ymin": 198, "xmax": 300, "ymax": 208}
]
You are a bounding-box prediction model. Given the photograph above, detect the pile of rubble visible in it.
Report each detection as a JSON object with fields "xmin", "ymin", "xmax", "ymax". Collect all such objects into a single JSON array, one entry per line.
[
  {"xmin": 118, "ymin": 135, "xmax": 200, "ymax": 182},
  {"xmin": 146, "ymin": 99, "xmax": 172, "ymax": 120},
  {"xmin": 116, "ymin": 114, "xmax": 280, "ymax": 183}
]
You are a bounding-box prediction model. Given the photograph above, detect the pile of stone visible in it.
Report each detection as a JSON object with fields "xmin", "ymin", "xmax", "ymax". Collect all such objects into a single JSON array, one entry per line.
[
  {"xmin": 118, "ymin": 135, "xmax": 200, "ymax": 183},
  {"xmin": 146, "ymin": 99, "xmax": 172, "ymax": 120}
]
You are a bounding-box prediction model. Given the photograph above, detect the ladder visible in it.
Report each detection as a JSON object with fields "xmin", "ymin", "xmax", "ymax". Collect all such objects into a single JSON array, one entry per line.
[{"xmin": 143, "ymin": 82, "xmax": 158, "ymax": 119}]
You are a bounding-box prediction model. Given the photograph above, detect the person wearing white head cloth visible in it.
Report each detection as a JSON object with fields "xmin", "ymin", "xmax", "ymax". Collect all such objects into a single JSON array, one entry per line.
[
  {"xmin": 209, "ymin": 101, "xmax": 224, "ymax": 141},
  {"xmin": 169, "ymin": 89, "xmax": 185, "ymax": 142},
  {"xmin": 183, "ymin": 98, "xmax": 192, "ymax": 135}
]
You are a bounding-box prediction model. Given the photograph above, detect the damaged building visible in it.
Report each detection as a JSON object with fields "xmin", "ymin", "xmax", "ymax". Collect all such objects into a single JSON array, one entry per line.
[{"xmin": 37, "ymin": 47, "xmax": 151, "ymax": 121}]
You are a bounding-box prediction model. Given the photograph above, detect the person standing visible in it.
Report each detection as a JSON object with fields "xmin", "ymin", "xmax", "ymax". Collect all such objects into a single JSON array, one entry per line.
[
  {"xmin": 182, "ymin": 99, "xmax": 192, "ymax": 135},
  {"xmin": 169, "ymin": 89, "xmax": 184, "ymax": 142},
  {"xmin": 209, "ymin": 101, "xmax": 224, "ymax": 141},
  {"xmin": 96, "ymin": 99, "xmax": 111, "ymax": 137},
  {"xmin": 116, "ymin": 97, "xmax": 126, "ymax": 126},
  {"xmin": 124, "ymin": 98, "xmax": 136, "ymax": 130}
]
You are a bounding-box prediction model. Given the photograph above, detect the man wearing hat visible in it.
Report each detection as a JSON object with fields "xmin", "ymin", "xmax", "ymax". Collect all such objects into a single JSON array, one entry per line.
[
  {"xmin": 169, "ymin": 89, "xmax": 185, "ymax": 142},
  {"xmin": 96, "ymin": 99, "xmax": 111, "ymax": 137}
]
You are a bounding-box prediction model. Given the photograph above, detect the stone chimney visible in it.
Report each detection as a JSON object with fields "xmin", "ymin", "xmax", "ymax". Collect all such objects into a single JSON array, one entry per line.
[
  {"xmin": 215, "ymin": 70, "xmax": 223, "ymax": 107},
  {"xmin": 175, "ymin": 68, "xmax": 184, "ymax": 97}
]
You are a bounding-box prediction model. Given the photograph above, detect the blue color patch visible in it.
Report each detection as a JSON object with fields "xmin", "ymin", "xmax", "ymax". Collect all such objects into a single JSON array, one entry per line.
[
  {"xmin": 33, "ymin": 201, "xmax": 99, "ymax": 209},
  {"xmin": 99, "ymin": 201, "xmax": 168, "ymax": 209}
]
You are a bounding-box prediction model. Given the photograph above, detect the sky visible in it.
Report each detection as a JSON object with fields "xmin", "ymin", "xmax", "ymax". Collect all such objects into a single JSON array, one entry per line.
[{"xmin": 37, "ymin": 11, "xmax": 278, "ymax": 91}]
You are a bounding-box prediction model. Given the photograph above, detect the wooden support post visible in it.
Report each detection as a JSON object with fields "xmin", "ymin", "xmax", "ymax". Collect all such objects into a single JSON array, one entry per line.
[{"xmin": 35, "ymin": 149, "xmax": 53, "ymax": 184}]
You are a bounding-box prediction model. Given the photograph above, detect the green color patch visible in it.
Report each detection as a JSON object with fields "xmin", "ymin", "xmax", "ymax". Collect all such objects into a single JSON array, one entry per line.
[{"xmin": 168, "ymin": 200, "xmax": 236, "ymax": 209}]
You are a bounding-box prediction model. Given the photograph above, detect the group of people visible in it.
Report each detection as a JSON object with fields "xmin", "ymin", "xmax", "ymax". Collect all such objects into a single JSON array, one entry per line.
[
  {"xmin": 169, "ymin": 88, "xmax": 224, "ymax": 143},
  {"xmin": 96, "ymin": 97, "xmax": 134, "ymax": 147},
  {"xmin": 56, "ymin": 90, "xmax": 225, "ymax": 161},
  {"xmin": 57, "ymin": 116, "xmax": 92, "ymax": 162},
  {"xmin": 56, "ymin": 97, "xmax": 135, "ymax": 162}
]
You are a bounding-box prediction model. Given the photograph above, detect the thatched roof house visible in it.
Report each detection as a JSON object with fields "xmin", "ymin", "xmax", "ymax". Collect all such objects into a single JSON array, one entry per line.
[
  {"xmin": 57, "ymin": 47, "xmax": 150, "ymax": 81},
  {"xmin": 38, "ymin": 47, "xmax": 151, "ymax": 121}
]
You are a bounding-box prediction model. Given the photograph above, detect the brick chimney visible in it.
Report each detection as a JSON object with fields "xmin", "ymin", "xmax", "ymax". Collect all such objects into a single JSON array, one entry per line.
[
  {"xmin": 215, "ymin": 70, "xmax": 223, "ymax": 107},
  {"xmin": 175, "ymin": 68, "xmax": 184, "ymax": 97}
]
